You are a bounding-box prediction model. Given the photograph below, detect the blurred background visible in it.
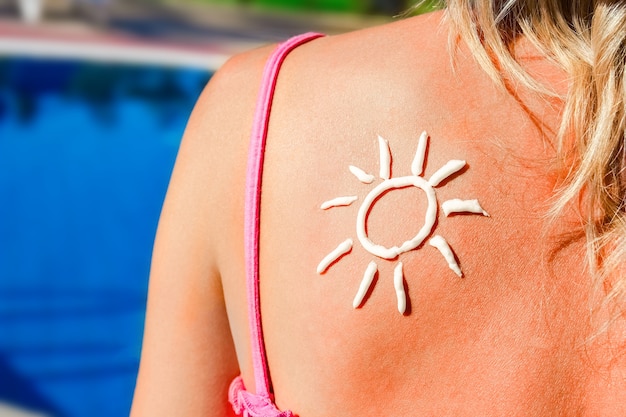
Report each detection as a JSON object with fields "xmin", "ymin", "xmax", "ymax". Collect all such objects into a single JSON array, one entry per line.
[{"xmin": 0, "ymin": 0, "xmax": 438, "ymax": 416}]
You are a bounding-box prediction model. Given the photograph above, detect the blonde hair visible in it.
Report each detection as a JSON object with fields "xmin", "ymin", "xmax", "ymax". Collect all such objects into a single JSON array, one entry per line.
[{"xmin": 443, "ymin": 1, "xmax": 626, "ymax": 325}]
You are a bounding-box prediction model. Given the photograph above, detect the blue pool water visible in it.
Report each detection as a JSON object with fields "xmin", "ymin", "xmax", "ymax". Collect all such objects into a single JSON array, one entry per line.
[{"xmin": 0, "ymin": 56, "xmax": 211, "ymax": 416}]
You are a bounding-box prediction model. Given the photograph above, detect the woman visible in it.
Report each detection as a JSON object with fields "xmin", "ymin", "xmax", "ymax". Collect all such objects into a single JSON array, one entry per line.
[{"xmin": 130, "ymin": 1, "xmax": 626, "ymax": 415}]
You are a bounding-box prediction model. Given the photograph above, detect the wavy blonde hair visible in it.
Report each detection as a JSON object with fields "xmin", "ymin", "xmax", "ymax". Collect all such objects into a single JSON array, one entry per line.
[{"xmin": 441, "ymin": 0, "xmax": 626, "ymax": 326}]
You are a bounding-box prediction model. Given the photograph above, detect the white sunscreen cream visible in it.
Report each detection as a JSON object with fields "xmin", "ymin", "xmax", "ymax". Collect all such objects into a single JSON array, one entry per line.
[
  {"xmin": 356, "ymin": 175, "xmax": 437, "ymax": 259},
  {"xmin": 320, "ymin": 196, "xmax": 358, "ymax": 210},
  {"xmin": 442, "ymin": 199, "xmax": 489, "ymax": 217},
  {"xmin": 349, "ymin": 165, "xmax": 375, "ymax": 184},
  {"xmin": 318, "ymin": 132, "xmax": 489, "ymax": 311},
  {"xmin": 378, "ymin": 135, "xmax": 391, "ymax": 180},
  {"xmin": 394, "ymin": 262, "xmax": 406, "ymax": 314},
  {"xmin": 428, "ymin": 160, "xmax": 466, "ymax": 187},
  {"xmin": 411, "ymin": 130, "xmax": 428, "ymax": 177},
  {"xmin": 429, "ymin": 235, "xmax": 462, "ymax": 277},
  {"xmin": 317, "ymin": 238, "xmax": 353, "ymax": 274},
  {"xmin": 353, "ymin": 261, "xmax": 377, "ymax": 308}
]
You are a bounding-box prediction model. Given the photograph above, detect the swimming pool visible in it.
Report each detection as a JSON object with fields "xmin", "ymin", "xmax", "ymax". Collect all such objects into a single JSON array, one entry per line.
[{"xmin": 0, "ymin": 54, "xmax": 211, "ymax": 417}]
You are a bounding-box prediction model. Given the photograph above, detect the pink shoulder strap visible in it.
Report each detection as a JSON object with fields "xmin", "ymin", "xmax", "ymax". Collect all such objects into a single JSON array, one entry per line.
[{"xmin": 244, "ymin": 32, "xmax": 324, "ymax": 398}]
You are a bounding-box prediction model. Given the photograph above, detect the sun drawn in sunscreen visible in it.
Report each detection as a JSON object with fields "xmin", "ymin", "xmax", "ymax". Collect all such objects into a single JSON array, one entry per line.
[{"xmin": 318, "ymin": 132, "xmax": 489, "ymax": 314}]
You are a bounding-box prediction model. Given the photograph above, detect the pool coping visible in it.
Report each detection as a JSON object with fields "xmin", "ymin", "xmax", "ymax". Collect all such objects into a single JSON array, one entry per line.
[{"xmin": 0, "ymin": 18, "xmax": 261, "ymax": 71}]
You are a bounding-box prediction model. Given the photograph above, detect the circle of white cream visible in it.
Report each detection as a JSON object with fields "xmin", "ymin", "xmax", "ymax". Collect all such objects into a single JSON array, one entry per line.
[{"xmin": 356, "ymin": 175, "xmax": 437, "ymax": 260}]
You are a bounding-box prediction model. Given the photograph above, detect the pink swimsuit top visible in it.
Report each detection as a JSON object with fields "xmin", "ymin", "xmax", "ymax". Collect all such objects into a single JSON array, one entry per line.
[{"xmin": 228, "ymin": 32, "xmax": 325, "ymax": 417}]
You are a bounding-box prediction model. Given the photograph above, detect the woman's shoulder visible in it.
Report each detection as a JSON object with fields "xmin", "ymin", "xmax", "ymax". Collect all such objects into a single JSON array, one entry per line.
[
  {"xmin": 209, "ymin": 9, "xmax": 449, "ymax": 98},
  {"xmin": 197, "ymin": 9, "xmax": 460, "ymax": 239}
]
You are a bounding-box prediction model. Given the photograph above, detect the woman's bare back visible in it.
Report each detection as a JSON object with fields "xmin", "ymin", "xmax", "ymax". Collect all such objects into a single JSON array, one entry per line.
[{"xmin": 131, "ymin": 10, "xmax": 626, "ymax": 417}]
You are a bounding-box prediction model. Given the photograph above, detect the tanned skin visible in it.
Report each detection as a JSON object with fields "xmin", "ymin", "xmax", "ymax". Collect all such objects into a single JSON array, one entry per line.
[{"xmin": 131, "ymin": 11, "xmax": 626, "ymax": 417}]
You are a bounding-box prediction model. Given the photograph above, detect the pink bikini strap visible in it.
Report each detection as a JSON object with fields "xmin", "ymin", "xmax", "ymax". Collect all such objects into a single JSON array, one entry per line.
[{"xmin": 244, "ymin": 32, "xmax": 324, "ymax": 398}]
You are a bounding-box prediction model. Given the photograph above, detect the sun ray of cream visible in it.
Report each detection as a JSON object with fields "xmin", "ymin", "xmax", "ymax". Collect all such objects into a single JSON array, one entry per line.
[
  {"xmin": 393, "ymin": 262, "xmax": 406, "ymax": 314},
  {"xmin": 429, "ymin": 160, "xmax": 466, "ymax": 187},
  {"xmin": 411, "ymin": 131, "xmax": 429, "ymax": 177},
  {"xmin": 320, "ymin": 196, "xmax": 358, "ymax": 210},
  {"xmin": 442, "ymin": 199, "xmax": 490, "ymax": 217},
  {"xmin": 317, "ymin": 238, "xmax": 353, "ymax": 274},
  {"xmin": 378, "ymin": 135, "xmax": 391, "ymax": 180},
  {"xmin": 353, "ymin": 261, "xmax": 378, "ymax": 308},
  {"xmin": 429, "ymin": 235, "xmax": 462, "ymax": 277},
  {"xmin": 349, "ymin": 165, "xmax": 375, "ymax": 184}
]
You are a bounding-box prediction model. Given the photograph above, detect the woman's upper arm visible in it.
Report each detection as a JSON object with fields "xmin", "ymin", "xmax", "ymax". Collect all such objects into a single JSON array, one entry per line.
[{"xmin": 130, "ymin": 46, "xmax": 274, "ymax": 417}]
